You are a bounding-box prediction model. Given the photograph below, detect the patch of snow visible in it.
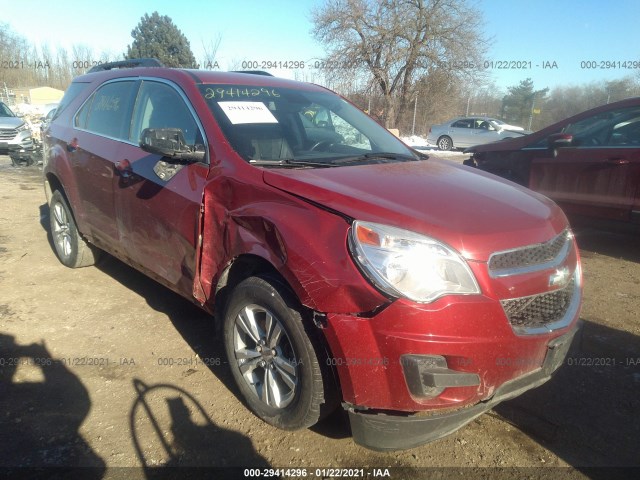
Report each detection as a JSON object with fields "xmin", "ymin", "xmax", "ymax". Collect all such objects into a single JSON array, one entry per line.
[{"xmin": 401, "ymin": 135, "xmax": 438, "ymax": 153}]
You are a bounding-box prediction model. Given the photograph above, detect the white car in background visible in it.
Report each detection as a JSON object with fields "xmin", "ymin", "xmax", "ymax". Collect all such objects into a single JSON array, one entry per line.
[{"xmin": 427, "ymin": 117, "xmax": 527, "ymax": 150}]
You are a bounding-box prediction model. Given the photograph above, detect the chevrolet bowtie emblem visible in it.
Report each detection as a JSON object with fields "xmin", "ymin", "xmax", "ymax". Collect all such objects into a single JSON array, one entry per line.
[{"xmin": 549, "ymin": 267, "xmax": 570, "ymax": 287}]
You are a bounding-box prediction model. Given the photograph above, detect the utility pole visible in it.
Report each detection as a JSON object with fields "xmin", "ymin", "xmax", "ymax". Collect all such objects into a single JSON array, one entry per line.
[
  {"xmin": 412, "ymin": 93, "xmax": 419, "ymax": 136},
  {"xmin": 528, "ymin": 93, "xmax": 536, "ymax": 131}
]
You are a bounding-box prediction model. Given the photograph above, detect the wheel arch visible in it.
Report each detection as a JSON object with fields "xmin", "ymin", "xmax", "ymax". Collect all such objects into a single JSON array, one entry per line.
[
  {"xmin": 44, "ymin": 172, "xmax": 64, "ymax": 203},
  {"xmin": 216, "ymin": 255, "xmax": 343, "ymax": 413},
  {"xmin": 214, "ymin": 254, "xmax": 298, "ymax": 323}
]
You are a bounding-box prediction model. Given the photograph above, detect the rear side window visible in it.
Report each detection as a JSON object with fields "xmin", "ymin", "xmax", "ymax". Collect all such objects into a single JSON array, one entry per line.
[
  {"xmin": 452, "ymin": 119, "xmax": 472, "ymax": 128},
  {"xmin": 52, "ymin": 82, "xmax": 89, "ymax": 121},
  {"xmin": 75, "ymin": 81, "xmax": 137, "ymax": 140}
]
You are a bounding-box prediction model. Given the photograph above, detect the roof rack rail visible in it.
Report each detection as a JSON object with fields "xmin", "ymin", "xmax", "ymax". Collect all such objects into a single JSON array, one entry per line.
[
  {"xmin": 229, "ymin": 70, "xmax": 274, "ymax": 77},
  {"xmin": 87, "ymin": 58, "xmax": 165, "ymax": 74}
]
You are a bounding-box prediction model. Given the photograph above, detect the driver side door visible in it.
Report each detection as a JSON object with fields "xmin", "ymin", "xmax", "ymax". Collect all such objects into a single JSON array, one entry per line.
[{"xmin": 114, "ymin": 79, "xmax": 209, "ymax": 297}]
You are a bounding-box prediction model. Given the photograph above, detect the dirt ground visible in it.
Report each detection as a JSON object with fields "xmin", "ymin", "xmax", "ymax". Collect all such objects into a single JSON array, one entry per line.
[{"xmin": 0, "ymin": 155, "xmax": 638, "ymax": 479}]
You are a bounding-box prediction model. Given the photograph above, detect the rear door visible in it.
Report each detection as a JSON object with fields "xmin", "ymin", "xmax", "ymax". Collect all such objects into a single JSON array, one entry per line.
[
  {"xmin": 450, "ymin": 119, "xmax": 474, "ymax": 147},
  {"xmin": 114, "ymin": 79, "xmax": 209, "ymax": 298},
  {"xmin": 70, "ymin": 79, "xmax": 138, "ymax": 248},
  {"xmin": 529, "ymin": 105, "xmax": 640, "ymax": 222}
]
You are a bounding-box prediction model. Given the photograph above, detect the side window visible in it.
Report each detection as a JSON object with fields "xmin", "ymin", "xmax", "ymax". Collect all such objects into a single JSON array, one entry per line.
[
  {"xmin": 329, "ymin": 111, "xmax": 371, "ymax": 150},
  {"xmin": 452, "ymin": 120, "xmax": 472, "ymax": 128},
  {"xmin": 130, "ymin": 81, "xmax": 201, "ymax": 146},
  {"xmin": 81, "ymin": 81, "xmax": 136, "ymax": 139},
  {"xmin": 75, "ymin": 96, "xmax": 93, "ymax": 129},
  {"xmin": 54, "ymin": 82, "xmax": 90, "ymax": 121},
  {"xmin": 563, "ymin": 106, "xmax": 640, "ymax": 147}
]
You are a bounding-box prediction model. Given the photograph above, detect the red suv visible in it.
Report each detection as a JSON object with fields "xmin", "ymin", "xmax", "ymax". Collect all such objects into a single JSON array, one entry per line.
[{"xmin": 44, "ymin": 59, "xmax": 582, "ymax": 451}]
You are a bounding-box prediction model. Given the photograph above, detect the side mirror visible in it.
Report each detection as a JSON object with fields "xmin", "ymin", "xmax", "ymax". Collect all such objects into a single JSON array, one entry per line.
[
  {"xmin": 139, "ymin": 128, "xmax": 205, "ymax": 163},
  {"xmin": 548, "ymin": 133, "xmax": 573, "ymax": 149},
  {"xmin": 548, "ymin": 133, "xmax": 573, "ymax": 157}
]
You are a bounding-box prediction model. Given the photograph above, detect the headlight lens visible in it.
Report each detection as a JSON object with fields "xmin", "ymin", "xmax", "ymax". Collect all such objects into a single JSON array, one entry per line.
[
  {"xmin": 16, "ymin": 122, "xmax": 29, "ymax": 132},
  {"xmin": 349, "ymin": 221, "xmax": 480, "ymax": 303}
]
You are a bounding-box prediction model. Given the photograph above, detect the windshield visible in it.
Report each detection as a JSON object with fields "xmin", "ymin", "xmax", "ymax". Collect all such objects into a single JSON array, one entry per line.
[
  {"xmin": 198, "ymin": 84, "xmax": 416, "ymax": 167},
  {"xmin": 0, "ymin": 103, "xmax": 16, "ymax": 117}
]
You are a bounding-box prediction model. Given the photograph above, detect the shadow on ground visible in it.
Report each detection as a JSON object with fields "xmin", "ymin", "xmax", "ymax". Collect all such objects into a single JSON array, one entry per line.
[
  {"xmin": 0, "ymin": 333, "xmax": 106, "ymax": 476},
  {"xmin": 35, "ymin": 201, "xmax": 639, "ymax": 476},
  {"xmin": 130, "ymin": 379, "xmax": 270, "ymax": 478}
]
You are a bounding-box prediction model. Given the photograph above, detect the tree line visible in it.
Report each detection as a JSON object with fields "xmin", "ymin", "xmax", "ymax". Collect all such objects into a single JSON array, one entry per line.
[{"xmin": 2, "ymin": 3, "xmax": 639, "ymax": 135}]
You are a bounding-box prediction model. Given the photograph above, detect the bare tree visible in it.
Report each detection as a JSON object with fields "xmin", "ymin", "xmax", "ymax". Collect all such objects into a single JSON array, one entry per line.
[
  {"xmin": 312, "ymin": 0, "xmax": 488, "ymax": 129},
  {"xmin": 200, "ymin": 35, "xmax": 222, "ymax": 69}
]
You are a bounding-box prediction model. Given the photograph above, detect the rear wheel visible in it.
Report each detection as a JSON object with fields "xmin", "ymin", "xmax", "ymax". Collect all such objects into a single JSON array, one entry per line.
[
  {"xmin": 49, "ymin": 190, "xmax": 100, "ymax": 268},
  {"xmin": 223, "ymin": 275, "xmax": 337, "ymax": 430},
  {"xmin": 437, "ymin": 135, "xmax": 453, "ymax": 151}
]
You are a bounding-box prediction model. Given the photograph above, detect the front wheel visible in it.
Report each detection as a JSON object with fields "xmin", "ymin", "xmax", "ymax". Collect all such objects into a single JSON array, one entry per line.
[{"xmin": 223, "ymin": 276, "xmax": 337, "ymax": 430}]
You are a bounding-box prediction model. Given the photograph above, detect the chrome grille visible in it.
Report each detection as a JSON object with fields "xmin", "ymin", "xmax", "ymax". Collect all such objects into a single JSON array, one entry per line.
[
  {"xmin": 489, "ymin": 229, "xmax": 570, "ymax": 276},
  {"xmin": 0, "ymin": 128, "xmax": 18, "ymax": 140},
  {"xmin": 501, "ymin": 275, "xmax": 577, "ymax": 334}
]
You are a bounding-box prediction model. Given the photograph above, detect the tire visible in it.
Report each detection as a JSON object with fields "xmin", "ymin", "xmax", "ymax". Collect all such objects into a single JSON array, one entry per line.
[
  {"xmin": 49, "ymin": 190, "xmax": 100, "ymax": 268},
  {"xmin": 437, "ymin": 135, "xmax": 453, "ymax": 151},
  {"xmin": 223, "ymin": 275, "xmax": 337, "ymax": 430}
]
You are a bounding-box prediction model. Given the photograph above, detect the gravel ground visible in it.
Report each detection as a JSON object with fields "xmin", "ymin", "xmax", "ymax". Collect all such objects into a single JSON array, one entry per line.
[{"xmin": 0, "ymin": 155, "xmax": 638, "ymax": 480}]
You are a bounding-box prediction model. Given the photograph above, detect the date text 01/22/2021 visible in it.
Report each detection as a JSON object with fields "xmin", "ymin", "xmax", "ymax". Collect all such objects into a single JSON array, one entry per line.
[{"xmin": 243, "ymin": 468, "xmax": 391, "ymax": 478}]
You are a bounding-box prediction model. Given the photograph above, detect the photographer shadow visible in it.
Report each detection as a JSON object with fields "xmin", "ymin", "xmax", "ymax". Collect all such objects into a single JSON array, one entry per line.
[
  {"xmin": 130, "ymin": 379, "xmax": 270, "ymax": 478},
  {"xmin": 0, "ymin": 333, "xmax": 105, "ymax": 475}
]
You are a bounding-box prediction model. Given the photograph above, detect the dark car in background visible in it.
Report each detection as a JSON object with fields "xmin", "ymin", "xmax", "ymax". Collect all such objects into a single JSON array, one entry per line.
[{"xmin": 464, "ymin": 98, "xmax": 640, "ymax": 230}]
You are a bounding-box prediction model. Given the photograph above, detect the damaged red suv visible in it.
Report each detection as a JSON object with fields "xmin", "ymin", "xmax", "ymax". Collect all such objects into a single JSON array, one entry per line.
[{"xmin": 43, "ymin": 59, "xmax": 582, "ymax": 451}]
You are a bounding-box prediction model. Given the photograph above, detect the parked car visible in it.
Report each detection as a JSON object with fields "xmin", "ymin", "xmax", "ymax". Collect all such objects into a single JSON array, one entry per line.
[
  {"xmin": 40, "ymin": 105, "xmax": 58, "ymax": 134},
  {"xmin": 0, "ymin": 101, "xmax": 36, "ymax": 165},
  {"xmin": 427, "ymin": 117, "xmax": 527, "ymax": 150},
  {"xmin": 464, "ymin": 98, "xmax": 640, "ymax": 230},
  {"xmin": 44, "ymin": 59, "xmax": 582, "ymax": 451}
]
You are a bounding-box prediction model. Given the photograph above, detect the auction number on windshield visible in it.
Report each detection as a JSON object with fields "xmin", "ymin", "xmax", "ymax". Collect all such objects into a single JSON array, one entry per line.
[{"xmin": 204, "ymin": 87, "xmax": 281, "ymax": 100}]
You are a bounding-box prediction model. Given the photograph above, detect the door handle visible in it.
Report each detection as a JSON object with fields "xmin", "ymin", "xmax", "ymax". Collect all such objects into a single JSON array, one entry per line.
[
  {"xmin": 115, "ymin": 159, "xmax": 133, "ymax": 179},
  {"xmin": 607, "ymin": 157, "xmax": 630, "ymax": 165}
]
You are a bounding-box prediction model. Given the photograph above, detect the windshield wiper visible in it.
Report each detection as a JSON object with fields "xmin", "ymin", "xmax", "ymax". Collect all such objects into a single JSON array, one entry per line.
[
  {"xmin": 331, "ymin": 152, "xmax": 418, "ymax": 165},
  {"xmin": 249, "ymin": 158, "xmax": 338, "ymax": 168}
]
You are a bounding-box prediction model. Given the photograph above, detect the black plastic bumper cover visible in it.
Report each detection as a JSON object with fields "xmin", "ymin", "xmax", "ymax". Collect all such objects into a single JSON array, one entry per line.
[{"xmin": 348, "ymin": 326, "xmax": 579, "ymax": 451}]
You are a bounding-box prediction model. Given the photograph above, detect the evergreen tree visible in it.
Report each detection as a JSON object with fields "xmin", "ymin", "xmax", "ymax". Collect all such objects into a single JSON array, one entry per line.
[
  {"xmin": 502, "ymin": 78, "xmax": 548, "ymax": 128},
  {"xmin": 126, "ymin": 12, "xmax": 197, "ymax": 68}
]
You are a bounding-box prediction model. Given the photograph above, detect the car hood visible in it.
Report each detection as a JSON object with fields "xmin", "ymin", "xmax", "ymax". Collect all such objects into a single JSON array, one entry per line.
[
  {"xmin": 466, "ymin": 133, "xmax": 531, "ymax": 153},
  {"xmin": 0, "ymin": 116, "xmax": 25, "ymax": 129},
  {"xmin": 262, "ymin": 158, "xmax": 567, "ymax": 262}
]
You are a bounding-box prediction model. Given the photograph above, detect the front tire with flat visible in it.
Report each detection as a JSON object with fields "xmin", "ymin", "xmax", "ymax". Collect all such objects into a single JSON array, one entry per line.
[
  {"xmin": 223, "ymin": 275, "xmax": 336, "ymax": 430},
  {"xmin": 49, "ymin": 190, "xmax": 99, "ymax": 268}
]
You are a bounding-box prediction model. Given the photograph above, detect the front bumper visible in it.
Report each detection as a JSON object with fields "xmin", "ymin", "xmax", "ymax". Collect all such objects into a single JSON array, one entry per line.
[
  {"xmin": 1, "ymin": 132, "xmax": 35, "ymax": 161},
  {"xmin": 347, "ymin": 326, "xmax": 578, "ymax": 450}
]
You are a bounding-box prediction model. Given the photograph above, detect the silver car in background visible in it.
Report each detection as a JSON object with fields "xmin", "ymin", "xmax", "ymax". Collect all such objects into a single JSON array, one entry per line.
[
  {"xmin": 427, "ymin": 117, "xmax": 527, "ymax": 150},
  {"xmin": 0, "ymin": 102, "xmax": 36, "ymax": 165}
]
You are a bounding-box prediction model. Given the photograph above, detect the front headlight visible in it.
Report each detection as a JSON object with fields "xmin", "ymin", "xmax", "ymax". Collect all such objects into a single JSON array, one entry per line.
[
  {"xmin": 16, "ymin": 122, "xmax": 30, "ymax": 132},
  {"xmin": 349, "ymin": 221, "xmax": 480, "ymax": 303}
]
